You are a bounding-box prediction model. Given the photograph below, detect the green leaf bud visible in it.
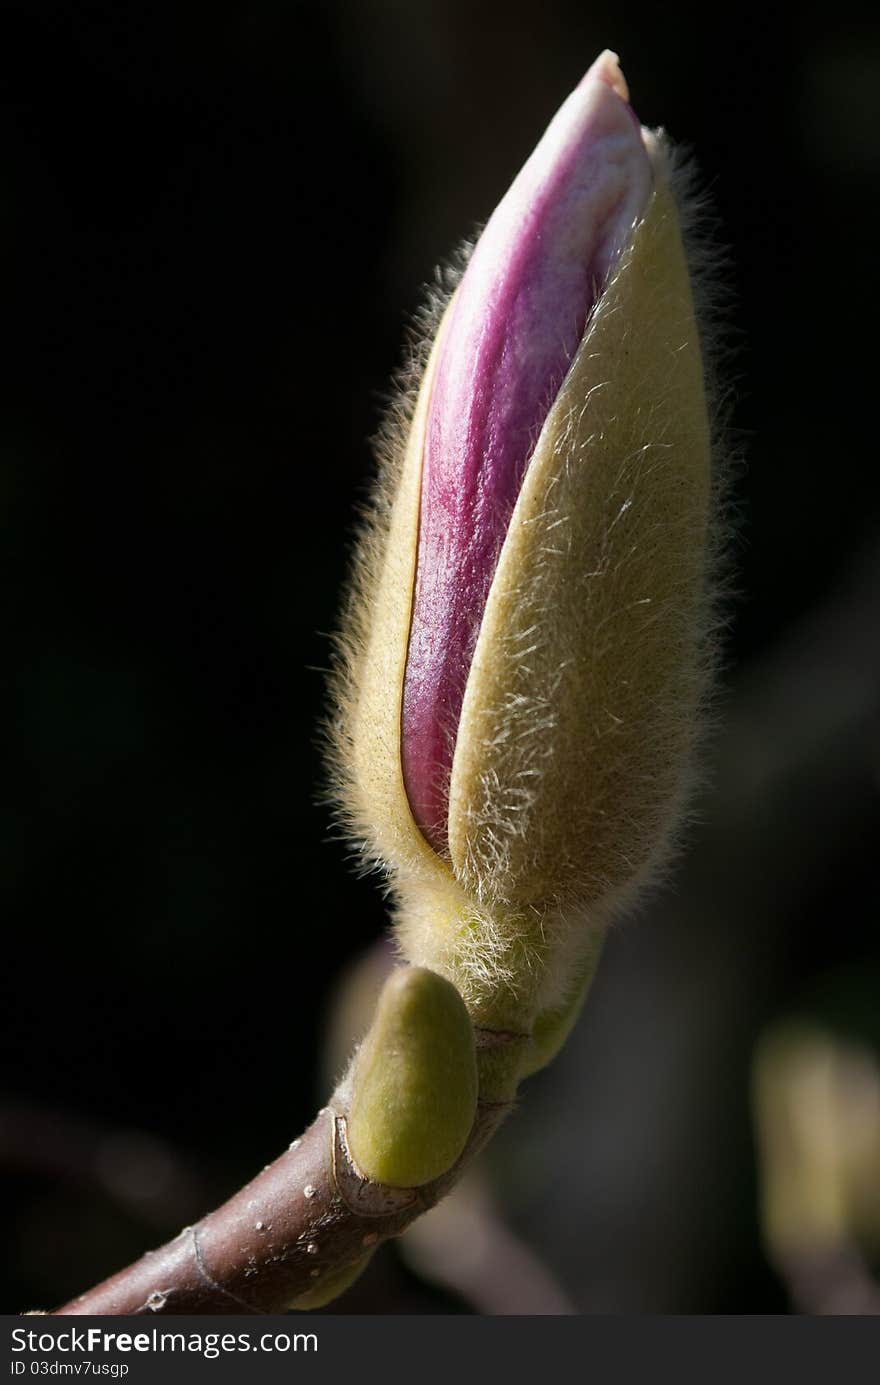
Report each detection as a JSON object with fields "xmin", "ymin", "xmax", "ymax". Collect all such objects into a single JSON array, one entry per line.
[
  {"xmin": 288, "ymin": 1248, "xmax": 375, "ymax": 1310},
  {"xmin": 347, "ymin": 966, "xmax": 477, "ymax": 1187}
]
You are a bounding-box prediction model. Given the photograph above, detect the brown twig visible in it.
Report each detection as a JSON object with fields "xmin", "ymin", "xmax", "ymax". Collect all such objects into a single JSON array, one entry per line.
[{"xmin": 49, "ymin": 1091, "xmax": 511, "ymax": 1315}]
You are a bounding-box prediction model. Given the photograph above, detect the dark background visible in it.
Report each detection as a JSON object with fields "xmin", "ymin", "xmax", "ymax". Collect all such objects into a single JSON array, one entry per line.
[{"xmin": 2, "ymin": 1, "xmax": 878, "ymax": 1313}]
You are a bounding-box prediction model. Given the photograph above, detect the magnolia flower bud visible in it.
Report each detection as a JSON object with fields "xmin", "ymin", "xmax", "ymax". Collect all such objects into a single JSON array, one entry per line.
[{"xmin": 331, "ymin": 53, "xmax": 713, "ymax": 1040}]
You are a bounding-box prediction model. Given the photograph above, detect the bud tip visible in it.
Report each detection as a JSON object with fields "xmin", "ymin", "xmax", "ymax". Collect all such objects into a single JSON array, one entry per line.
[{"xmin": 583, "ymin": 49, "xmax": 630, "ymax": 104}]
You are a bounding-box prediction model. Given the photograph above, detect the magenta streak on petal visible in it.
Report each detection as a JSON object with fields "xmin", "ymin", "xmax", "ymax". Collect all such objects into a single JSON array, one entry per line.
[{"xmin": 401, "ymin": 53, "xmax": 653, "ymax": 853}]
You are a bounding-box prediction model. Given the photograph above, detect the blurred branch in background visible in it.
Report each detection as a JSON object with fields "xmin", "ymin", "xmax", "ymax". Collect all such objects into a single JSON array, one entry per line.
[
  {"xmin": 401, "ymin": 1174, "xmax": 575, "ymax": 1316},
  {"xmin": 753, "ymin": 1026, "xmax": 880, "ymax": 1315},
  {"xmin": 0, "ymin": 1101, "xmax": 202, "ymax": 1228}
]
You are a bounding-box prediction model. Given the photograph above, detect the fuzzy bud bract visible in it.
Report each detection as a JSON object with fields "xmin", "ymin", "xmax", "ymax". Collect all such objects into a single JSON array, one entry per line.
[{"xmin": 331, "ymin": 52, "xmax": 713, "ymax": 1041}]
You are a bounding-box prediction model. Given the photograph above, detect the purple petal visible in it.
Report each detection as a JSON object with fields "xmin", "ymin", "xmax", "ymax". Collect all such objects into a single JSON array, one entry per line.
[{"xmin": 402, "ymin": 52, "xmax": 653, "ymax": 852}]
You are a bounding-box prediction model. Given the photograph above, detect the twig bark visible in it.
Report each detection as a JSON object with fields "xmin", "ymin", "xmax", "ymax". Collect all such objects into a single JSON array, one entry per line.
[{"xmin": 50, "ymin": 1087, "xmax": 511, "ymax": 1315}]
